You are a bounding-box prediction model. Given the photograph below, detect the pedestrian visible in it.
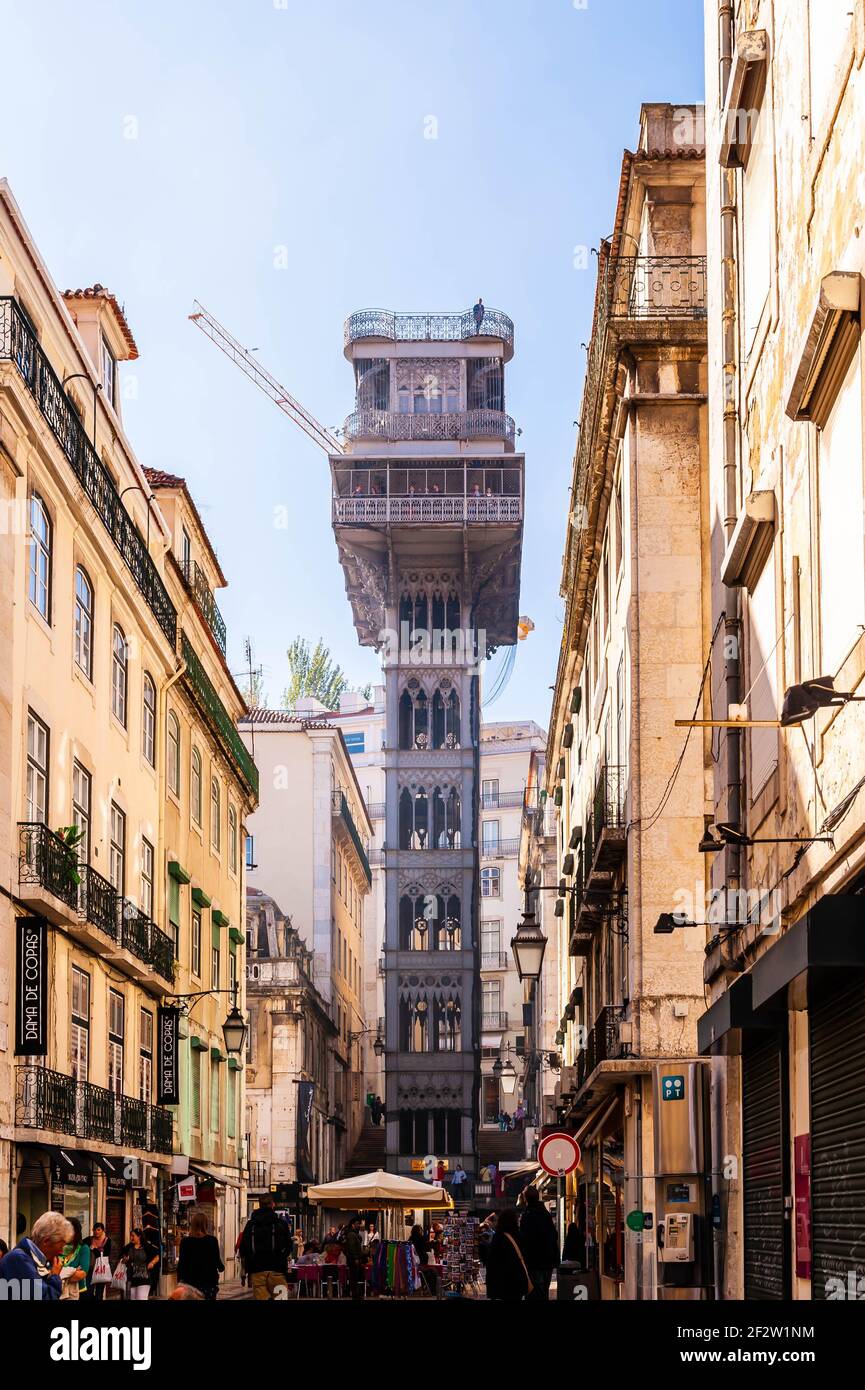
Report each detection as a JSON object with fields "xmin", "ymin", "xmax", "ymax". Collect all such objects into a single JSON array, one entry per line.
[
  {"xmin": 518, "ymin": 1187, "xmax": 558, "ymax": 1301},
  {"xmin": 0, "ymin": 1211, "xmax": 71, "ymax": 1300},
  {"xmin": 514, "ymin": 1101, "xmax": 526, "ymax": 1131},
  {"xmin": 561, "ymin": 1222, "xmax": 585, "ymax": 1266},
  {"xmin": 85, "ymin": 1222, "xmax": 112, "ymax": 1301},
  {"xmin": 60, "ymin": 1216, "xmax": 91, "ymax": 1299},
  {"xmin": 478, "ymin": 1213, "xmax": 497, "ymax": 1266},
  {"xmin": 343, "ymin": 1216, "xmax": 366, "ymax": 1301},
  {"xmin": 484, "ymin": 1209, "xmax": 532, "ymax": 1302},
  {"xmin": 0, "ymin": 1238, "xmax": 7, "ymax": 1263},
  {"xmin": 297, "ymin": 1240, "xmax": 321, "ymax": 1265},
  {"xmin": 121, "ymin": 1229, "xmax": 159, "ymax": 1301},
  {"xmin": 473, "ymin": 297, "xmax": 485, "ymax": 334},
  {"xmin": 320, "ymin": 1228, "xmax": 345, "ymax": 1298},
  {"xmin": 451, "ymin": 1160, "xmax": 468, "ymax": 1194},
  {"xmin": 239, "ymin": 1194, "xmax": 291, "ymax": 1301},
  {"xmin": 177, "ymin": 1210, "xmax": 225, "ymax": 1300}
]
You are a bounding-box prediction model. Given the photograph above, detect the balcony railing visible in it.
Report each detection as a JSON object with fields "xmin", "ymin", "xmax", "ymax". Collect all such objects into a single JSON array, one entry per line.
[
  {"xmin": 181, "ymin": 634, "xmax": 259, "ymax": 798},
  {"xmin": 480, "ymin": 838, "xmax": 521, "ymax": 858},
  {"xmin": 18, "ymin": 827, "xmax": 174, "ymax": 983},
  {"xmin": 344, "ymin": 408, "xmax": 515, "ymax": 446},
  {"xmin": 604, "ymin": 256, "xmax": 707, "ymax": 320},
  {"xmin": 344, "ymin": 307, "xmax": 514, "ymax": 351},
  {"xmin": 481, "ymin": 790, "xmax": 528, "ymax": 810},
  {"xmin": 334, "ymin": 494, "xmax": 521, "ymax": 526},
  {"xmin": 481, "ymin": 1011, "xmax": 509, "ymax": 1031},
  {"xmin": 16, "ymin": 1065, "xmax": 173, "ymax": 1153},
  {"xmin": 366, "ymin": 802, "xmax": 386, "ymax": 820},
  {"xmin": 248, "ymin": 1160, "xmax": 269, "ymax": 1189},
  {"xmin": 0, "ymin": 297, "xmax": 177, "ymax": 647},
  {"xmin": 577, "ymin": 1006, "xmax": 627, "ymax": 1088},
  {"xmin": 18, "ymin": 822, "xmax": 79, "ymax": 912},
  {"xmin": 480, "ymin": 952, "xmax": 509, "ymax": 971},
  {"xmin": 182, "ymin": 559, "xmax": 227, "ymax": 654},
  {"xmin": 592, "ymin": 764, "xmax": 627, "ymax": 842},
  {"xmin": 332, "ymin": 790, "xmax": 372, "ymax": 886}
]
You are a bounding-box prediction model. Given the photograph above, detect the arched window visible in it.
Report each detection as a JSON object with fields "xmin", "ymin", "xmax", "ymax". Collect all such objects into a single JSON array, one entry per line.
[
  {"xmin": 74, "ymin": 566, "xmax": 93, "ymax": 678},
  {"xmin": 432, "ymin": 786, "xmax": 461, "ymax": 848},
  {"xmin": 399, "ymin": 995, "xmax": 429, "ymax": 1053},
  {"xmin": 28, "ymin": 493, "xmax": 51, "ymax": 620},
  {"xmin": 191, "ymin": 747, "xmax": 202, "ymax": 825},
  {"xmin": 399, "ymin": 685, "xmax": 429, "ymax": 749},
  {"xmin": 167, "ymin": 710, "xmax": 180, "ymax": 794},
  {"xmin": 229, "ymin": 805, "xmax": 238, "ymax": 874},
  {"xmin": 398, "ymin": 787, "xmax": 429, "ymax": 850},
  {"xmin": 398, "ymin": 386, "xmax": 411, "ymax": 414},
  {"xmin": 433, "ymin": 992, "xmax": 461, "ymax": 1053},
  {"xmin": 211, "ymin": 777, "xmax": 221, "ymax": 851},
  {"xmin": 142, "ymin": 673, "xmax": 156, "ymax": 766},
  {"xmin": 446, "ymin": 590, "xmax": 460, "ymax": 631},
  {"xmin": 112, "ymin": 624, "xmax": 128, "ymax": 726},
  {"xmin": 399, "ymin": 891, "xmax": 462, "ymax": 951},
  {"xmin": 431, "ymin": 685, "xmax": 460, "ymax": 749}
]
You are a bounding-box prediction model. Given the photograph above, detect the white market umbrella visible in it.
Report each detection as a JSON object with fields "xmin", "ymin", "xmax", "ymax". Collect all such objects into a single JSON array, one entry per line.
[{"xmin": 305, "ymin": 1168, "xmax": 453, "ymax": 1210}]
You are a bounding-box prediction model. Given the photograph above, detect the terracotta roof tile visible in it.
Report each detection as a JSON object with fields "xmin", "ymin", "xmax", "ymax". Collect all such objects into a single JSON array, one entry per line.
[{"xmin": 62, "ymin": 283, "xmax": 138, "ymax": 359}]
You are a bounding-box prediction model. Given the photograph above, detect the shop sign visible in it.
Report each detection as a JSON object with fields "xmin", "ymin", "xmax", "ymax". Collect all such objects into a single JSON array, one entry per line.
[
  {"xmin": 661, "ymin": 1075, "xmax": 685, "ymax": 1101},
  {"xmin": 157, "ymin": 1007, "xmax": 181, "ymax": 1105},
  {"xmin": 15, "ymin": 916, "xmax": 48, "ymax": 1056},
  {"xmin": 177, "ymin": 1176, "xmax": 197, "ymax": 1203}
]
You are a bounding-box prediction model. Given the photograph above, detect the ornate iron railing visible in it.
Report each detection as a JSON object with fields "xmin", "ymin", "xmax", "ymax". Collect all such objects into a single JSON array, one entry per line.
[
  {"xmin": 119, "ymin": 899, "xmax": 151, "ymax": 961},
  {"xmin": 121, "ymin": 1094, "xmax": 148, "ymax": 1149},
  {"xmin": 78, "ymin": 864, "xmax": 119, "ymax": 940},
  {"xmin": 344, "ymin": 307, "xmax": 514, "ymax": 350},
  {"xmin": 592, "ymin": 763, "xmax": 627, "ymax": 840},
  {"xmin": 18, "ymin": 822, "xmax": 80, "ymax": 911},
  {"xmin": 366, "ymin": 802, "xmax": 386, "ymax": 820},
  {"xmin": 480, "ymin": 837, "xmax": 521, "ymax": 858},
  {"xmin": 332, "ymin": 790, "xmax": 372, "ymax": 886},
  {"xmin": 182, "ymin": 559, "xmax": 227, "ymax": 654},
  {"xmin": 150, "ymin": 923, "xmax": 176, "ymax": 983},
  {"xmin": 0, "ymin": 298, "xmax": 177, "ymax": 647},
  {"xmin": 15, "ymin": 1066, "xmax": 173, "ymax": 1152},
  {"xmin": 181, "ymin": 634, "xmax": 259, "ymax": 797},
  {"xmin": 480, "ymin": 952, "xmax": 509, "ymax": 970},
  {"xmin": 481, "ymin": 790, "xmax": 527, "ymax": 810},
  {"xmin": 344, "ymin": 408, "xmax": 515, "ymax": 445},
  {"xmin": 334, "ymin": 495, "xmax": 522, "ymax": 525},
  {"xmin": 604, "ymin": 255, "xmax": 707, "ymax": 320}
]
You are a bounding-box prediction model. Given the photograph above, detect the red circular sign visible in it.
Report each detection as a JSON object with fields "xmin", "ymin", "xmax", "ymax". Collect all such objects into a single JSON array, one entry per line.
[{"xmin": 537, "ymin": 1131, "xmax": 581, "ymax": 1176}]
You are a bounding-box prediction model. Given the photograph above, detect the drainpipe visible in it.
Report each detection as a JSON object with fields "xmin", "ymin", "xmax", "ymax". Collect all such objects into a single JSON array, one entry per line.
[{"xmin": 720, "ymin": 164, "xmax": 742, "ymax": 898}]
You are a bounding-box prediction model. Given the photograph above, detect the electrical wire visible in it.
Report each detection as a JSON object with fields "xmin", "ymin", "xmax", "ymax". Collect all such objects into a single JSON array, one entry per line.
[{"xmin": 630, "ymin": 612, "xmax": 726, "ymax": 836}]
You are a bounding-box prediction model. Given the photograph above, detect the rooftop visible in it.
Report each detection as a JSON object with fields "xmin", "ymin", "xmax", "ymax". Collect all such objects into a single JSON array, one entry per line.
[
  {"xmin": 62, "ymin": 283, "xmax": 139, "ymax": 359},
  {"xmin": 344, "ymin": 306, "xmax": 515, "ymax": 360}
]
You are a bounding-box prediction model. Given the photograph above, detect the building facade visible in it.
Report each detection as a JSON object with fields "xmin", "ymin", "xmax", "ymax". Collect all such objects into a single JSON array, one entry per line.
[
  {"xmin": 239, "ymin": 711, "xmax": 372, "ymax": 1177},
  {"xmin": 330, "ymin": 307, "xmax": 524, "ymax": 1176},
  {"xmin": 545, "ymin": 106, "xmax": 710, "ymax": 1299},
  {"xmin": 0, "ymin": 180, "xmax": 255, "ymax": 1281},
  {"xmin": 698, "ymin": 0, "xmax": 865, "ymax": 1301}
]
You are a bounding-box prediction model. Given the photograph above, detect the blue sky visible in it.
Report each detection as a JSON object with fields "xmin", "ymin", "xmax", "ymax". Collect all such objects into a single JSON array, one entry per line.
[{"xmin": 1, "ymin": 0, "xmax": 704, "ymax": 725}]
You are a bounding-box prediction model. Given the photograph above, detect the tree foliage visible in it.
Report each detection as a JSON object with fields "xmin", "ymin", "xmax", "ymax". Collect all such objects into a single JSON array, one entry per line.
[{"xmin": 283, "ymin": 637, "xmax": 370, "ymax": 710}]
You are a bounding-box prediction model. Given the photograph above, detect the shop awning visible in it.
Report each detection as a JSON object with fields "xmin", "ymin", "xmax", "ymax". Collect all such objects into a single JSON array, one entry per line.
[
  {"xmin": 750, "ymin": 894, "xmax": 865, "ymax": 1010},
  {"xmin": 48, "ymin": 1146, "xmax": 94, "ymax": 1186},
  {"xmin": 189, "ymin": 1165, "xmax": 244, "ymax": 1191},
  {"xmin": 88, "ymin": 1152, "xmax": 127, "ymax": 1181},
  {"xmin": 306, "ymin": 1169, "xmax": 453, "ymax": 1210},
  {"xmin": 696, "ymin": 972, "xmax": 785, "ymax": 1056},
  {"xmin": 572, "ymin": 1094, "xmax": 620, "ymax": 1152}
]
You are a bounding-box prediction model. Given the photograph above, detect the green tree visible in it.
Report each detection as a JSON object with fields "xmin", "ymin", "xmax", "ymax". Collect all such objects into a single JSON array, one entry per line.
[{"xmin": 283, "ymin": 637, "xmax": 370, "ymax": 710}]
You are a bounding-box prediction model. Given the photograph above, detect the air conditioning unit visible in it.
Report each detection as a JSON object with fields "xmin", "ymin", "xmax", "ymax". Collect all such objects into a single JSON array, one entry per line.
[{"xmin": 559, "ymin": 1065, "xmax": 578, "ymax": 1097}]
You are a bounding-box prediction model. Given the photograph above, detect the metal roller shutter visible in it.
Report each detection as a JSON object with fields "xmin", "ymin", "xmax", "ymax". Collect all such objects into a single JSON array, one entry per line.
[
  {"xmin": 742, "ymin": 1030, "xmax": 789, "ymax": 1299},
  {"xmin": 810, "ymin": 970, "xmax": 865, "ymax": 1300}
]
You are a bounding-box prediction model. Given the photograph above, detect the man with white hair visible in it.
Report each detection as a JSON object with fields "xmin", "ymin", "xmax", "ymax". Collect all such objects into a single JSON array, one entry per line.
[{"xmin": 0, "ymin": 1211, "xmax": 72, "ymax": 1299}]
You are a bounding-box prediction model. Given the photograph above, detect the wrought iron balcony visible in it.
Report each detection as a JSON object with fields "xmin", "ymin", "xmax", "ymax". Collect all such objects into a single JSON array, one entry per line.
[
  {"xmin": 603, "ymin": 256, "xmax": 707, "ymax": 321},
  {"xmin": 344, "ymin": 408, "xmax": 515, "ymax": 446},
  {"xmin": 18, "ymin": 822, "xmax": 79, "ymax": 912},
  {"xmin": 480, "ymin": 837, "xmax": 521, "ymax": 858},
  {"xmin": 366, "ymin": 802, "xmax": 386, "ymax": 820},
  {"xmin": 0, "ymin": 297, "xmax": 177, "ymax": 647},
  {"xmin": 480, "ymin": 952, "xmax": 509, "ymax": 971},
  {"xmin": 332, "ymin": 461, "xmax": 523, "ymax": 527},
  {"xmin": 182, "ymin": 559, "xmax": 227, "ymax": 654},
  {"xmin": 481, "ymin": 1011, "xmax": 509, "ymax": 1031},
  {"xmin": 149, "ymin": 923, "xmax": 176, "ymax": 983},
  {"xmin": 335, "ymin": 493, "xmax": 522, "ymax": 526},
  {"xmin": 592, "ymin": 763, "xmax": 627, "ymax": 859},
  {"xmin": 481, "ymin": 790, "xmax": 528, "ymax": 810},
  {"xmin": 15, "ymin": 1065, "xmax": 173, "ymax": 1153},
  {"xmin": 577, "ymin": 1005, "xmax": 628, "ymax": 1088},
  {"xmin": 332, "ymin": 790, "xmax": 372, "ymax": 886},
  {"xmin": 119, "ymin": 899, "xmax": 151, "ymax": 961},
  {"xmin": 248, "ymin": 1159, "xmax": 269, "ymax": 1189},
  {"xmin": 344, "ymin": 307, "xmax": 514, "ymax": 353},
  {"xmin": 181, "ymin": 634, "xmax": 259, "ymax": 798},
  {"xmin": 78, "ymin": 864, "xmax": 119, "ymax": 940}
]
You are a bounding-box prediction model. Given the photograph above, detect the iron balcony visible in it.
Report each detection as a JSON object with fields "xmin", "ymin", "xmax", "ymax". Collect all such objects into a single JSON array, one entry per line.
[
  {"xmin": 0, "ymin": 297, "xmax": 177, "ymax": 647},
  {"xmin": 332, "ymin": 790, "xmax": 372, "ymax": 886},
  {"xmin": 15, "ymin": 1064, "xmax": 174, "ymax": 1154},
  {"xmin": 343, "ymin": 408, "xmax": 515, "ymax": 446},
  {"xmin": 181, "ymin": 559, "xmax": 227, "ymax": 654},
  {"xmin": 344, "ymin": 307, "xmax": 515, "ymax": 357}
]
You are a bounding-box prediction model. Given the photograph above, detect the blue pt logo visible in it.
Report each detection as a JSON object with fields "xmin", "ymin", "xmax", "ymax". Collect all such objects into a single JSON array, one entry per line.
[{"xmin": 662, "ymin": 1075, "xmax": 685, "ymax": 1101}]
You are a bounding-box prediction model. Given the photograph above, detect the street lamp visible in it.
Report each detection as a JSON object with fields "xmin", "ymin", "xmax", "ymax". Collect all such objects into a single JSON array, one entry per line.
[
  {"xmin": 349, "ymin": 1025, "xmax": 386, "ymax": 1057},
  {"xmin": 500, "ymin": 1056, "xmax": 517, "ymax": 1096},
  {"xmin": 510, "ymin": 889, "xmax": 548, "ymax": 982},
  {"xmin": 221, "ymin": 1003, "xmax": 248, "ymax": 1055}
]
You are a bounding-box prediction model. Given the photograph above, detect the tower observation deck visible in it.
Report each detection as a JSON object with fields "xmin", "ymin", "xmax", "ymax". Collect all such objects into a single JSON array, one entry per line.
[{"xmin": 331, "ymin": 307, "xmax": 524, "ymax": 1176}]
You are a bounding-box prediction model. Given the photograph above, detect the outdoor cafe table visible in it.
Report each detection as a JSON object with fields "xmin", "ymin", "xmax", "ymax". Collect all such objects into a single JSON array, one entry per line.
[{"xmin": 290, "ymin": 1263, "xmax": 348, "ymax": 1295}]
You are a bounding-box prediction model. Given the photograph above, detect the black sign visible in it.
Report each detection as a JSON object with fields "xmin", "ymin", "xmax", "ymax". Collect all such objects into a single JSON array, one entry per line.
[
  {"xmin": 15, "ymin": 915, "xmax": 47, "ymax": 1055},
  {"xmin": 297, "ymin": 1080, "xmax": 316, "ymax": 1183},
  {"xmin": 157, "ymin": 1007, "xmax": 181, "ymax": 1105}
]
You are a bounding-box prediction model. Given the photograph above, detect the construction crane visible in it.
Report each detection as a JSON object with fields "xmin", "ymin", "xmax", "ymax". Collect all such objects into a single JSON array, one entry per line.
[{"xmin": 188, "ymin": 299, "xmax": 343, "ymax": 455}]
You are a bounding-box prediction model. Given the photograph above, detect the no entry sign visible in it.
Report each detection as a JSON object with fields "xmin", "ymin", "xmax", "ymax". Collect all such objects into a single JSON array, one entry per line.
[{"xmin": 537, "ymin": 1131, "xmax": 581, "ymax": 1176}]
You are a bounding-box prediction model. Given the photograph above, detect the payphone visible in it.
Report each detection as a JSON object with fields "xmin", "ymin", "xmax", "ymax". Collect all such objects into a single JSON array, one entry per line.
[{"xmin": 652, "ymin": 1062, "xmax": 711, "ymax": 1298}]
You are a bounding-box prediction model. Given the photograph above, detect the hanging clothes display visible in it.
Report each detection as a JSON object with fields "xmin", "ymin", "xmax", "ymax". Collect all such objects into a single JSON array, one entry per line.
[{"xmin": 371, "ymin": 1239, "xmax": 422, "ymax": 1295}]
